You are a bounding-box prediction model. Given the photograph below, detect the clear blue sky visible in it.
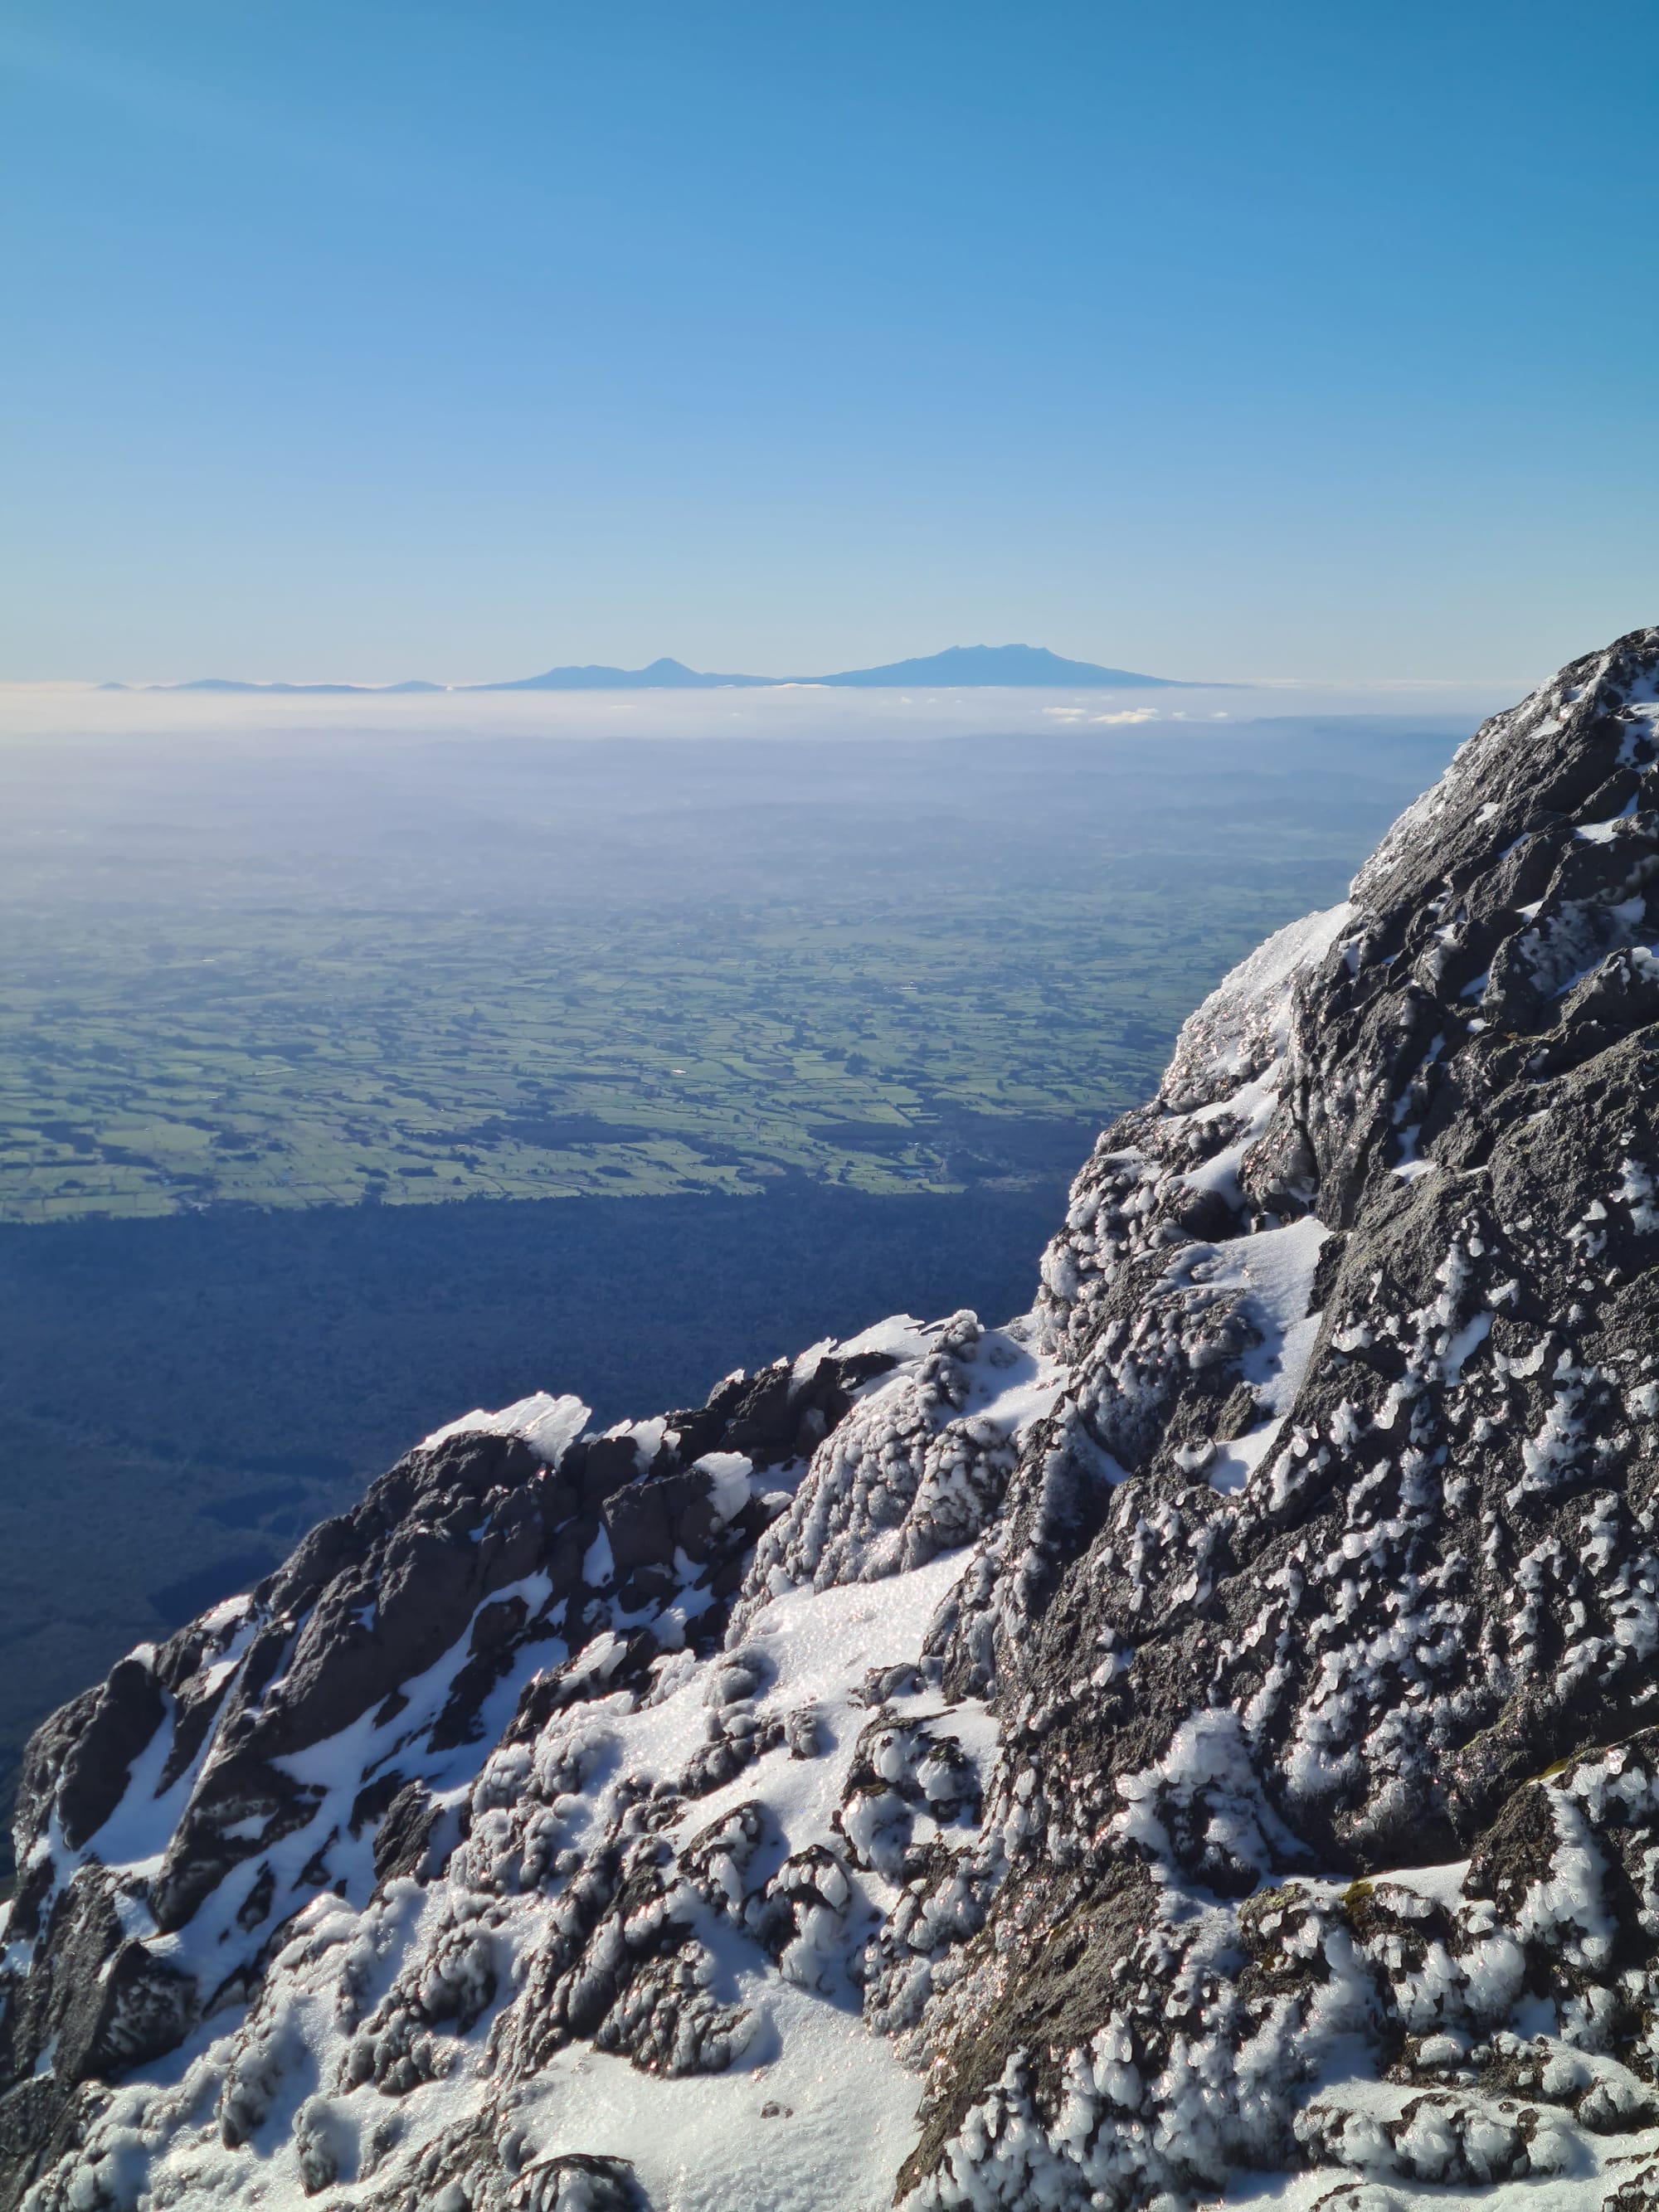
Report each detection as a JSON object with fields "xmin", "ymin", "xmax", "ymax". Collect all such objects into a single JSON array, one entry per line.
[{"xmin": 3, "ymin": 1, "xmax": 1655, "ymax": 683}]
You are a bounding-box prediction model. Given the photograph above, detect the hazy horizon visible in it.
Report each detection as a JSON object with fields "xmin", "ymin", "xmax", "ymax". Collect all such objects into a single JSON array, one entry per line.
[{"xmin": 0, "ymin": 674, "xmax": 1525, "ymax": 746}]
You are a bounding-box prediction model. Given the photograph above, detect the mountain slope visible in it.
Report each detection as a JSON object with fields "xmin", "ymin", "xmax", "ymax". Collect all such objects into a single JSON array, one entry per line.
[{"xmin": 6, "ymin": 625, "xmax": 1659, "ymax": 2212}]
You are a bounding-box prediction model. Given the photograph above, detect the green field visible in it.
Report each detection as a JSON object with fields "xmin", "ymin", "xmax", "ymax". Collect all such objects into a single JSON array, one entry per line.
[
  {"xmin": 0, "ymin": 892, "xmax": 1272, "ymax": 1220},
  {"xmin": 0, "ymin": 720, "xmax": 1466, "ymax": 1225}
]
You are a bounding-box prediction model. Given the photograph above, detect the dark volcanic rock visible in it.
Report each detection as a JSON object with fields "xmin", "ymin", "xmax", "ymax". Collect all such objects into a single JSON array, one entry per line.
[
  {"xmin": 19, "ymin": 1656, "xmax": 163, "ymax": 1855},
  {"xmin": 0, "ymin": 1343, "xmax": 898, "ymax": 2205}
]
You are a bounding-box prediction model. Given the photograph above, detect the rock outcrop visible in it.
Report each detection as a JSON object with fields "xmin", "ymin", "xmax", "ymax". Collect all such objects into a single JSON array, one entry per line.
[{"xmin": 3, "ymin": 625, "xmax": 1659, "ymax": 2211}]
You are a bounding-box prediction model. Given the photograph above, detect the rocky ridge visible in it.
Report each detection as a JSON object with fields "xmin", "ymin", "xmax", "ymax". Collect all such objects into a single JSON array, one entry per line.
[{"xmin": 5, "ymin": 625, "xmax": 1659, "ymax": 2210}]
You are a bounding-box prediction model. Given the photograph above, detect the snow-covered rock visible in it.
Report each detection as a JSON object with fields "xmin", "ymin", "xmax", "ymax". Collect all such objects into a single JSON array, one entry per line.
[{"xmin": 6, "ymin": 625, "xmax": 1659, "ymax": 2212}]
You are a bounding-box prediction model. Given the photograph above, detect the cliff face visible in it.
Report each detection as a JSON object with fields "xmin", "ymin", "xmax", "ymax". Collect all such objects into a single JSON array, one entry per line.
[{"xmin": 4, "ymin": 625, "xmax": 1659, "ymax": 2212}]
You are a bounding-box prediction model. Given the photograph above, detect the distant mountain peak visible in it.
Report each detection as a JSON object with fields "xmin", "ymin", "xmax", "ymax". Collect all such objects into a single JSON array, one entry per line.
[{"xmin": 809, "ymin": 642, "xmax": 1179, "ymax": 688}]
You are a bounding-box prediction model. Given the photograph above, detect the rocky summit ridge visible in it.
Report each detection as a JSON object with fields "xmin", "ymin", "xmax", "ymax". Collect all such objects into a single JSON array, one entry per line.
[{"xmin": 6, "ymin": 625, "xmax": 1659, "ymax": 2212}]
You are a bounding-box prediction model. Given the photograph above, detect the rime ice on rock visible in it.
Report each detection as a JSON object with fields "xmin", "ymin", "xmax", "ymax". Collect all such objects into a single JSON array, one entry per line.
[{"xmin": 8, "ymin": 625, "xmax": 1659, "ymax": 2212}]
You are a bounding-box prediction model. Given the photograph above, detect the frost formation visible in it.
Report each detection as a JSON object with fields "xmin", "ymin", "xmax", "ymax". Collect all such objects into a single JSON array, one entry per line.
[{"xmin": 7, "ymin": 625, "xmax": 1659, "ymax": 2211}]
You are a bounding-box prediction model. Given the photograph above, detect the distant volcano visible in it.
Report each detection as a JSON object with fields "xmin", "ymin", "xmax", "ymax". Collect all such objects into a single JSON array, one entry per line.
[{"xmin": 808, "ymin": 643, "xmax": 1182, "ymax": 687}]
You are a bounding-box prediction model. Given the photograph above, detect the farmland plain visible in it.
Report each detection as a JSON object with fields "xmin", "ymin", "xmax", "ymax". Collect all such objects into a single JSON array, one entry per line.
[{"xmin": 0, "ymin": 717, "xmax": 1459, "ymax": 1220}]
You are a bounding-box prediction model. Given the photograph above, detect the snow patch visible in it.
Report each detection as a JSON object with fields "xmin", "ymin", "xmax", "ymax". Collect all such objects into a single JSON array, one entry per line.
[{"xmin": 422, "ymin": 1391, "xmax": 591, "ymax": 1465}]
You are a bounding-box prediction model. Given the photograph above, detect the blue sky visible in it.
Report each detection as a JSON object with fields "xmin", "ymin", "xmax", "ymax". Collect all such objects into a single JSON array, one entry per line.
[{"xmin": 3, "ymin": 0, "xmax": 1655, "ymax": 683}]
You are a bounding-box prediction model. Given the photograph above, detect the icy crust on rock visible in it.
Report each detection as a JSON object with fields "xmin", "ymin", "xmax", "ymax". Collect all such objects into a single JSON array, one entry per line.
[
  {"xmin": 0, "ymin": 1319, "xmax": 1056, "ymax": 2211},
  {"xmin": 11, "ymin": 625, "xmax": 1659, "ymax": 2212},
  {"xmin": 736, "ymin": 1312, "xmax": 1060, "ymax": 1616},
  {"xmin": 890, "ymin": 623, "xmax": 1659, "ymax": 2209},
  {"xmin": 1159, "ymin": 900, "xmax": 1359, "ymax": 1116},
  {"xmin": 7, "ymin": 1557, "xmax": 994, "ymax": 2212}
]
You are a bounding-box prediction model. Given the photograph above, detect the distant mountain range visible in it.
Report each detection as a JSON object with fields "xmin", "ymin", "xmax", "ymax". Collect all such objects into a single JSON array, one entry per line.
[
  {"xmin": 107, "ymin": 644, "xmax": 1214, "ymax": 694},
  {"xmin": 475, "ymin": 657, "xmax": 775, "ymax": 692},
  {"xmin": 99, "ymin": 678, "xmax": 447, "ymax": 696},
  {"xmin": 474, "ymin": 645, "xmax": 1187, "ymax": 691}
]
